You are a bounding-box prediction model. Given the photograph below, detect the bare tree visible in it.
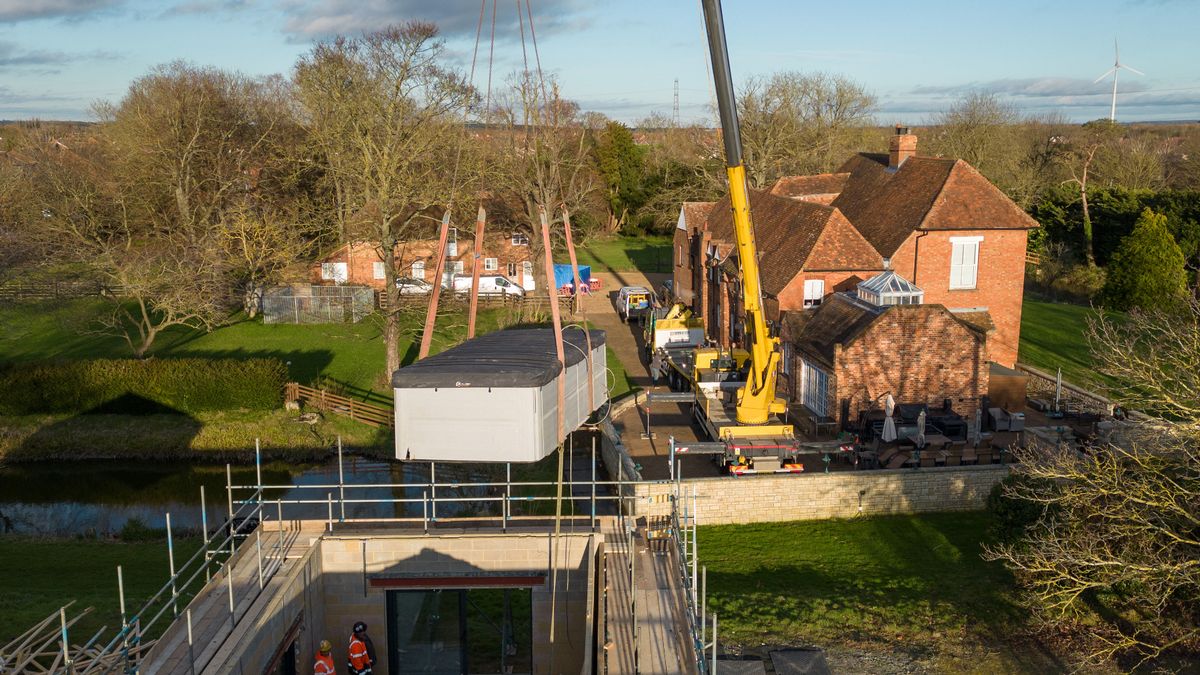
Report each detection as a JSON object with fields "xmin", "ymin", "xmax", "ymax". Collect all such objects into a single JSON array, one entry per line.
[
  {"xmin": 295, "ymin": 23, "xmax": 475, "ymax": 376},
  {"xmin": 1060, "ymin": 119, "xmax": 1121, "ymax": 266},
  {"xmin": 487, "ymin": 73, "xmax": 603, "ymax": 247},
  {"xmin": 1087, "ymin": 296, "xmax": 1200, "ymax": 421},
  {"xmin": 31, "ymin": 141, "xmax": 225, "ymax": 356},
  {"xmin": 986, "ymin": 297, "xmax": 1200, "ymax": 668},
  {"xmin": 737, "ymin": 71, "xmax": 876, "ymax": 187},
  {"xmin": 217, "ymin": 205, "xmax": 309, "ymax": 317}
]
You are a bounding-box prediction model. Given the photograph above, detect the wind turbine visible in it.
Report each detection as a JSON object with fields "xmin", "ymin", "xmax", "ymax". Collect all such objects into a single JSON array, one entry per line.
[{"xmin": 1094, "ymin": 39, "xmax": 1143, "ymax": 121}]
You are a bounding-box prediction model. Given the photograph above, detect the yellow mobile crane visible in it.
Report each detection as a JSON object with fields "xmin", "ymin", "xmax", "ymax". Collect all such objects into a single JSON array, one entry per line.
[{"xmin": 645, "ymin": 0, "xmax": 800, "ymax": 474}]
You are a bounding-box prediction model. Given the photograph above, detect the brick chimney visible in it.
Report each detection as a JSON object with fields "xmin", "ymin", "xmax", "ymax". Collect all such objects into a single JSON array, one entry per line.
[{"xmin": 889, "ymin": 125, "xmax": 917, "ymax": 169}]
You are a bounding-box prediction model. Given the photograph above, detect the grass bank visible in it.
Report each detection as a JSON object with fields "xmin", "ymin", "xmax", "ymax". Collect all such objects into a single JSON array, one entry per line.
[
  {"xmin": 0, "ymin": 409, "xmax": 388, "ymax": 463},
  {"xmin": 1018, "ymin": 299, "xmax": 1115, "ymax": 389},
  {"xmin": 701, "ymin": 513, "xmax": 1062, "ymax": 672},
  {"xmin": 577, "ymin": 235, "xmax": 672, "ymax": 274},
  {"xmin": 0, "ymin": 536, "xmax": 203, "ymax": 644}
]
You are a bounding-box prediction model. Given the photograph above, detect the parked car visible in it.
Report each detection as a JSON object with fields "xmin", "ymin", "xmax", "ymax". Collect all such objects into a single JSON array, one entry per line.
[
  {"xmin": 449, "ymin": 274, "xmax": 525, "ymax": 297},
  {"xmin": 395, "ymin": 277, "xmax": 433, "ymax": 294},
  {"xmin": 617, "ymin": 285, "xmax": 652, "ymax": 323}
]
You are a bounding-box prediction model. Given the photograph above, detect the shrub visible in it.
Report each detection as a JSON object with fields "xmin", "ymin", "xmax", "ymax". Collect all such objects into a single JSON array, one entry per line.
[
  {"xmin": 986, "ymin": 474, "xmax": 1057, "ymax": 547},
  {"xmin": 1102, "ymin": 209, "xmax": 1188, "ymax": 311},
  {"xmin": 0, "ymin": 358, "xmax": 286, "ymax": 415},
  {"xmin": 1050, "ymin": 264, "xmax": 1106, "ymax": 301}
]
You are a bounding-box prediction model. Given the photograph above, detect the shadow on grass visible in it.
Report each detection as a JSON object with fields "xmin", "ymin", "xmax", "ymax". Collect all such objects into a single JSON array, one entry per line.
[
  {"xmin": 703, "ymin": 514, "xmax": 1069, "ymax": 673},
  {"xmin": 12, "ymin": 394, "xmax": 202, "ymax": 462}
]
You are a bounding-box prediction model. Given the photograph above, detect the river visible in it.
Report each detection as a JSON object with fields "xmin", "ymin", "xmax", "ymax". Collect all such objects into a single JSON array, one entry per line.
[{"xmin": 0, "ymin": 457, "xmax": 507, "ymax": 537}]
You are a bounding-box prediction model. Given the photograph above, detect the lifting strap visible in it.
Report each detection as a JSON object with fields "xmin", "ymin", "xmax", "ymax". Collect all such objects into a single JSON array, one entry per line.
[
  {"xmin": 467, "ymin": 205, "xmax": 487, "ymax": 338},
  {"xmin": 562, "ymin": 206, "xmax": 595, "ymax": 412},
  {"xmin": 416, "ymin": 211, "xmax": 452, "ymax": 361}
]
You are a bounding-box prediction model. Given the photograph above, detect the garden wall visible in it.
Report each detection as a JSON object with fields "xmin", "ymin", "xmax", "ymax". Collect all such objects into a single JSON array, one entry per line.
[{"xmin": 630, "ymin": 465, "xmax": 1010, "ymax": 524}]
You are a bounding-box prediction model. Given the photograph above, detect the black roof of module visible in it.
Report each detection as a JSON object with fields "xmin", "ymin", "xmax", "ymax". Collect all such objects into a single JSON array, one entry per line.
[{"xmin": 391, "ymin": 328, "xmax": 606, "ymax": 389}]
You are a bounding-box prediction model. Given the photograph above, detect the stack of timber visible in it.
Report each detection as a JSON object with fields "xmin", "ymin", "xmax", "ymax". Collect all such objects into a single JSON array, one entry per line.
[{"xmin": 392, "ymin": 328, "xmax": 607, "ymax": 462}]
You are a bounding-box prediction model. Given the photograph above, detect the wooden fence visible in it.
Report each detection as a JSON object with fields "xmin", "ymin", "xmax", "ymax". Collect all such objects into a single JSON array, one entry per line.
[
  {"xmin": 284, "ymin": 382, "xmax": 394, "ymax": 428},
  {"xmin": 1024, "ymin": 251, "xmax": 1041, "ymax": 267},
  {"xmin": 0, "ymin": 280, "xmax": 121, "ymax": 303}
]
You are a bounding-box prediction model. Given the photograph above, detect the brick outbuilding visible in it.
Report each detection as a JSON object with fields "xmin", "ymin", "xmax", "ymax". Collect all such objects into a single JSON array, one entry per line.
[{"xmin": 781, "ymin": 288, "xmax": 990, "ymax": 429}]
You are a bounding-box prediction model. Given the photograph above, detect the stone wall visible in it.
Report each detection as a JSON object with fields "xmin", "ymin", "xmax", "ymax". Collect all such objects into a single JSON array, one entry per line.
[{"xmin": 632, "ymin": 465, "xmax": 1009, "ymax": 524}]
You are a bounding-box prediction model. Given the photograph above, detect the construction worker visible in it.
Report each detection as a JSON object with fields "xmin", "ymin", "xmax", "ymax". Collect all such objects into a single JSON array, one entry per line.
[
  {"xmin": 314, "ymin": 640, "xmax": 335, "ymax": 675},
  {"xmin": 347, "ymin": 622, "xmax": 373, "ymax": 675}
]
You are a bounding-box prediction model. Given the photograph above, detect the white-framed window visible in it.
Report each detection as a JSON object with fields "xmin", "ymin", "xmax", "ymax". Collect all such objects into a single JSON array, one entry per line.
[
  {"xmin": 676, "ymin": 245, "xmax": 682, "ymax": 267},
  {"xmin": 511, "ymin": 232, "xmax": 530, "ymax": 246},
  {"xmin": 799, "ymin": 359, "xmax": 829, "ymax": 417},
  {"xmin": 446, "ymin": 228, "xmax": 458, "ymax": 257},
  {"xmin": 522, "ymin": 261, "xmax": 533, "ymax": 278},
  {"xmin": 507, "ymin": 262, "xmax": 517, "ymax": 277},
  {"xmin": 452, "ymin": 261, "xmax": 465, "ymax": 276},
  {"xmin": 320, "ymin": 262, "xmax": 348, "ymax": 283},
  {"xmin": 484, "ymin": 257, "xmax": 498, "ymax": 272},
  {"xmin": 780, "ymin": 342, "xmax": 793, "ymax": 376},
  {"xmin": 950, "ymin": 236, "xmax": 981, "ymax": 290},
  {"xmin": 411, "ymin": 261, "xmax": 425, "ymax": 280},
  {"xmin": 372, "ymin": 261, "xmax": 386, "ymax": 280},
  {"xmin": 803, "ymin": 279, "xmax": 825, "ymax": 308}
]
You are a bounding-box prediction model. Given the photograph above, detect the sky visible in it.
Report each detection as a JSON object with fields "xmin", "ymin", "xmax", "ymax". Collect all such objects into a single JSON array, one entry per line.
[{"xmin": 1, "ymin": 0, "xmax": 1198, "ymax": 124}]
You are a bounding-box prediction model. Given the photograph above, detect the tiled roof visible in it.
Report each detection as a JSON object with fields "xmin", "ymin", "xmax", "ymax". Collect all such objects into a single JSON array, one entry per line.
[
  {"xmin": 705, "ymin": 190, "xmax": 842, "ymax": 296},
  {"xmin": 785, "ymin": 293, "xmax": 992, "ymax": 367},
  {"xmin": 770, "ymin": 173, "xmax": 849, "ymax": 199},
  {"xmin": 831, "ymin": 154, "xmax": 1038, "ymax": 257},
  {"xmin": 679, "ymin": 201, "xmax": 716, "ymax": 231},
  {"xmin": 783, "ymin": 293, "xmax": 883, "ymax": 368}
]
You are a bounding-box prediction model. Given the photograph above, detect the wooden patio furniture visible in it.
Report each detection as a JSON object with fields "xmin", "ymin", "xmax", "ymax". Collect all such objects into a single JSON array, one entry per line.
[{"xmin": 886, "ymin": 453, "xmax": 910, "ymax": 469}]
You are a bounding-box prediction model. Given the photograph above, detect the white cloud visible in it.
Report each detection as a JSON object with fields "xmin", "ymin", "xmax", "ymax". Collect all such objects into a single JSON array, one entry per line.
[{"xmin": 0, "ymin": 0, "xmax": 121, "ymax": 22}]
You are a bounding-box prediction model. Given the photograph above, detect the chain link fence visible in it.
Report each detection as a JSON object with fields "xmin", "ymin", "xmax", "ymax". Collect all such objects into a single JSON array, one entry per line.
[{"xmin": 261, "ymin": 284, "xmax": 375, "ymax": 324}]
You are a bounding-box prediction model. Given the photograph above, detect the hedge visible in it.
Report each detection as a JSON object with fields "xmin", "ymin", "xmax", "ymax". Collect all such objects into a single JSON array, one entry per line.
[{"xmin": 0, "ymin": 358, "xmax": 287, "ymax": 415}]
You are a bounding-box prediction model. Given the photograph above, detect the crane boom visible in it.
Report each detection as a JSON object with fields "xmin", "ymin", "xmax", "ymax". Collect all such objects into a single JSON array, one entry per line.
[{"xmin": 700, "ymin": 0, "xmax": 786, "ymax": 426}]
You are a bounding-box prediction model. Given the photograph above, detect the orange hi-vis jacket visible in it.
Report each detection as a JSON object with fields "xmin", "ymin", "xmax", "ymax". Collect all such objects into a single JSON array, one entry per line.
[
  {"xmin": 314, "ymin": 652, "xmax": 335, "ymax": 675},
  {"xmin": 348, "ymin": 634, "xmax": 372, "ymax": 672}
]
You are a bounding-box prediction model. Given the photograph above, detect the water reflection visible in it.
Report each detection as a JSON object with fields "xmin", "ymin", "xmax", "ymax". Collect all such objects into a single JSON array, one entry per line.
[{"xmin": 0, "ymin": 458, "xmax": 497, "ymax": 537}]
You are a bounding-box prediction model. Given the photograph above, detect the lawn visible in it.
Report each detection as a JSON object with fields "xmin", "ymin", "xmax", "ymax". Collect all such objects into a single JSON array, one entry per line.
[
  {"xmin": 700, "ymin": 513, "xmax": 1056, "ymax": 671},
  {"xmin": 0, "ymin": 299, "xmax": 509, "ymax": 402},
  {"xmin": 576, "ymin": 235, "xmax": 672, "ymax": 274},
  {"xmin": 1018, "ymin": 299, "xmax": 1109, "ymax": 388},
  {"xmin": 0, "ymin": 537, "xmax": 204, "ymax": 644}
]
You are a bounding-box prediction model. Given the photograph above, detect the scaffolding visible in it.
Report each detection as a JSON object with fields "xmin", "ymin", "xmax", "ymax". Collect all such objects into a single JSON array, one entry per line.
[{"xmin": 5, "ymin": 436, "xmax": 716, "ymax": 674}]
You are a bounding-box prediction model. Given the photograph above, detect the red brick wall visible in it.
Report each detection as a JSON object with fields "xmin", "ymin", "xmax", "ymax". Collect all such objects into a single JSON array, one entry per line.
[
  {"xmin": 313, "ymin": 236, "xmax": 539, "ymax": 290},
  {"xmin": 673, "ymin": 227, "xmax": 693, "ymax": 304},
  {"xmin": 892, "ymin": 228, "xmax": 1027, "ymax": 366},
  {"xmin": 830, "ymin": 307, "xmax": 990, "ymax": 427}
]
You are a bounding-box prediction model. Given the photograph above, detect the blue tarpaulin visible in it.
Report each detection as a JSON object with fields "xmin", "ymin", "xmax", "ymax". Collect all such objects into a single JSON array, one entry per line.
[{"xmin": 553, "ymin": 264, "xmax": 591, "ymax": 289}]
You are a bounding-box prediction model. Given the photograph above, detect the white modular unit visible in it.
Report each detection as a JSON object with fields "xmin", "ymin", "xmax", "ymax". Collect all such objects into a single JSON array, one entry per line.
[{"xmin": 392, "ymin": 329, "xmax": 607, "ymax": 463}]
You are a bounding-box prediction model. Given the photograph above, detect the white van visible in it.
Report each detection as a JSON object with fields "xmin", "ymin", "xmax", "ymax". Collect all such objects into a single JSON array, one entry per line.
[
  {"xmin": 449, "ymin": 274, "xmax": 525, "ymax": 297},
  {"xmin": 617, "ymin": 286, "xmax": 652, "ymax": 323}
]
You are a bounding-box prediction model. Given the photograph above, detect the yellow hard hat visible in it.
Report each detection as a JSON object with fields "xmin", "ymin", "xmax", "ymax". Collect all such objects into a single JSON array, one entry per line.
[{"xmin": 319, "ymin": 640, "xmax": 332, "ymax": 654}]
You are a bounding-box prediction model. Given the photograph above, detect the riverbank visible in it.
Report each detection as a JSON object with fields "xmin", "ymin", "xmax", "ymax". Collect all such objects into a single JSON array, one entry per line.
[
  {"xmin": 0, "ymin": 536, "xmax": 203, "ymax": 643},
  {"xmin": 0, "ymin": 409, "xmax": 389, "ymax": 463}
]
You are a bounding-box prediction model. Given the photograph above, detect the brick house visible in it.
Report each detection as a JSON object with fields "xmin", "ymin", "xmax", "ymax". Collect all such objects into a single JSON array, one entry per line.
[
  {"xmin": 780, "ymin": 274, "xmax": 990, "ymax": 428},
  {"xmin": 828, "ymin": 128, "xmax": 1038, "ymax": 367},
  {"xmin": 674, "ymin": 126, "xmax": 1035, "ymax": 367},
  {"xmin": 313, "ymin": 231, "xmax": 541, "ymax": 291},
  {"xmin": 674, "ymin": 190, "xmax": 882, "ymax": 347}
]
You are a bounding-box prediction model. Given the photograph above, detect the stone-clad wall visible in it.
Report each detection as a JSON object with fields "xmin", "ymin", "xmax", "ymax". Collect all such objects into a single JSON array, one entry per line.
[
  {"xmin": 319, "ymin": 531, "xmax": 594, "ymax": 675},
  {"xmin": 632, "ymin": 465, "xmax": 1009, "ymax": 524}
]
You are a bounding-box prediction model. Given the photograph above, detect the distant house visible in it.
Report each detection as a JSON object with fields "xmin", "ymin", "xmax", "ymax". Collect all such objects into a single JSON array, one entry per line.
[{"xmin": 313, "ymin": 231, "xmax": 541, "ymax": 291}]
